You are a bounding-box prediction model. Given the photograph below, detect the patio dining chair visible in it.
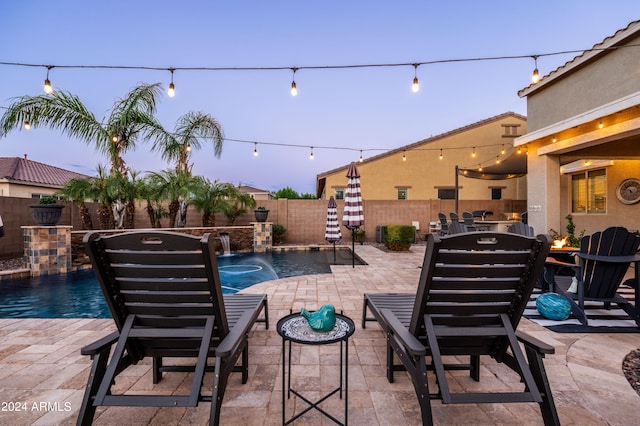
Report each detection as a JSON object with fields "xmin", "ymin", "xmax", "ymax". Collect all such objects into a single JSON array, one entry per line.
[
  {"xmin": 545, "ymin": 226, "xmax": 640, "ymax": 326},
  {"xmin": 508, "ymin": 221, "xmax": 535, "ymax": 237},
  {"xmin": 437, "ymin": 212, "xmax": 449, "ymax": 236},
  {"xmin": 77, "ymin": 230, "xmax": 269, "ymax": 426},
  {"xmin": 362, "ymin": 232, "xmax": 558, "ymax": 425}
]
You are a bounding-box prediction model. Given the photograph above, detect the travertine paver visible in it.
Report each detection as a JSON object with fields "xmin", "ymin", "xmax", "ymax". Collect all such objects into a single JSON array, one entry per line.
[{"xmin": 0, "ymin": 244, "xmax": 639, "ymax": 425}]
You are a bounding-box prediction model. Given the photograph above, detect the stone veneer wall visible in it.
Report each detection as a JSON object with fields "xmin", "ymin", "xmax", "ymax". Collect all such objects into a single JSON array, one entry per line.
[
  {"xmin": 252, "ymin": 222, "xmax": 272, "ymax": 252},
  {"xmin": 22, "ymin": 226, "xmax": 72, "ymax": 277}
]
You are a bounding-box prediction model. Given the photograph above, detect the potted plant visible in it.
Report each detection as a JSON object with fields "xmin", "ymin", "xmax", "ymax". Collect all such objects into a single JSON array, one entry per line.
[
  {"xmin": 29, "ymin": 195, "xmax": 65, "ymax": 226},
  {"xmin": 254, "ymin": 206, "xmax": 270, "ymax": 222}
]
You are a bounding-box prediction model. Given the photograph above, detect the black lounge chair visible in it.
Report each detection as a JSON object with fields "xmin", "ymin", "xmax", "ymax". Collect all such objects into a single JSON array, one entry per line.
[
  {"xmin": 545, "ymin": 226, "xmax": 640, "ymax": 326},
  {"xmin": 363, "ymin": 232, "xmax": 558, "ymax": 425},
  {"xmin": 447, "ymin": 220, "xmax": 468, "ymax": 234},
  {"xmin": 77, "ymin": 230, "xmax": 269, "ymax": 426}
]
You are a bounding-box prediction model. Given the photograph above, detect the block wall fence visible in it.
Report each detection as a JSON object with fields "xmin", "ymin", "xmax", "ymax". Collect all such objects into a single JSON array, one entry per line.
[{"xmin": 0, "ymin": 196, "xmax": 526, "ymax": 259}]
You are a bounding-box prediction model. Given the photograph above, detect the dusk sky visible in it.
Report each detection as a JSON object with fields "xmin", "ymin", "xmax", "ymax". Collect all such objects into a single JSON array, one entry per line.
[{"xmin": 2, "ymin": 1, "xmax": 640, "ymax": 194}]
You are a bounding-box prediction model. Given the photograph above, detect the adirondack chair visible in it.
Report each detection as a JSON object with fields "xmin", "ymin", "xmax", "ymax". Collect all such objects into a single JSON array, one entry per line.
[
  {"xmin": 362, "ymin": 232, "xmax": 558, "ymax": 425},
  {"xmin": 508, "ymin": 221, "xmax": 535, "ymax": 237},
  {"xmin": 447, "ymin": 220, "xmax": 468, "ymax": 234},
  {"xmin": 462, "ymin": 211, "xmax": 476, "ymax": 231},
  {"xmin": 449, "ymin": 211, "xmax": 459, "ymax": 223},
  {"xmin": 77, "ymin": 230, "xmax": 269, "ymax": 426},
  {"xmin": 545, "ymin": 226, "xmax": 640, "ymax": 326},
  {"xmin": 437, "ymin": 212, "xmax": 449, "ymax": 235}
]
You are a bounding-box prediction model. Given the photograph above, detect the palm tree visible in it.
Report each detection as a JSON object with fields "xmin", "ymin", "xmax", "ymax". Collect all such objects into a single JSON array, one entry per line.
[
  {"xmin": 0, "ymin": 83, "xmax": 165, "ymax": 177},
  {"xmin": 148, "ymin": 169, "xmax": 201, "ymax": 228},
  {"xmin": 192, "ymin": 179, "xmax": 235, "ymax": 227},
  {"xmin": 151, "ymin": 111, "xmax": 224, "ymax": 174},
  {"xmin": 57, "ymin": 177, "xmax": 96, "ymax": 230},
  {"xmin": 223, "ymin": 187, "xmax": 256, "ymax": 225},
  {"xmin": 140, "ymin": 175, "xmax": 166, "ymax": 228}
]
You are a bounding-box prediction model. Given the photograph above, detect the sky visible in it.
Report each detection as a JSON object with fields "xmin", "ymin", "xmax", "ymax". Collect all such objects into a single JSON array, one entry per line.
[{"xmin": 1, "ymin": 1, "xmax": 640, "ymax": 195}]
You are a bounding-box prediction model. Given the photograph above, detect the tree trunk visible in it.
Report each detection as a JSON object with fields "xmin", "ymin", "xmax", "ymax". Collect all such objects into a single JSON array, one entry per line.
[
  {"xmin": 168, "ymin": 200, "xmax": 179, "ymax": 228},
  {"xmin": 146, "ymin": 204, "xmax": 157, "ymax": 228},
  {"xmin": 125, "ymin": 201, "xmax": 135, "ymax": 228},
  {"xmin": 78, "ymin": 203, "xmax": 94, "ymax": 230},
  {"xmin": 202, "ymin": 211, "xmax": 216, "ymax": 227},
  {"xmin": 98, "ymin": 204, "xmax": 113, "ymax": 229}
]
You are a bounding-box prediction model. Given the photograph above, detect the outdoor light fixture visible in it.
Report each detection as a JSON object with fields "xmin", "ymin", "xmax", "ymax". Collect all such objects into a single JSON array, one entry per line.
[
  {"xmin": 478, "ymin": 165, "xmax": 483, "ymax": 172},
  {"xmin": 310, "ymin": 147, "xmax": 314, "ymax": 160},
  {"xmin": 496, "ymin": 156, "xmax": 501, "ymax": 164},
  {"xmin": 253, "ymin": 143, "xmax": 258, "ymax": 156},
  {"xmin": 411, "ymin": 64, "xmax": 419, "ymax": 93},
  {"xmin": 43, "ymin": 66, "xmax": 53, "ymax": 94},
  {"xmin": 552, "ymin": 135, "xmax": 557, "ymax": 143},
  {"xmin": 24, "ymin": 120, "xmax": 31, "ymax": 130},
  {"xmin": 290, "ymin": 68, "xmax": 298, "ymax": 96},
  {"xmin": 531, "ymin": 56, "xmax": 540, "ymax": 84},
  {"xmin": 402, "ymin": 150, "xmax": 406, "ymax": 161},
  {"xmin": 472, "ymin": 147, "xmax": 476, "ymax": 158},
  {"xmin": 112, "ymin": 135, "xmax": 119, "ymax": 143},
  {"xmin": 186, "ymin": 143, "xmax": 191, "ymax": 152},
  {"xmin": 501, "ymin": 144, "xmax": 505, "ymax": 155},
  {"xmin": 168, "ymin": 68, "xmax": 176, "ymax": 98},
  {"xmin": 599, "ymin": 121, "xmax": 604, "ymax": 129},
  {"xmin": 359, "ymin": 150, "xmax": 363, "ymax": 162},
  {"xmin": 439, "ymin": 149, "xmax": 443, "ymax": 160}
]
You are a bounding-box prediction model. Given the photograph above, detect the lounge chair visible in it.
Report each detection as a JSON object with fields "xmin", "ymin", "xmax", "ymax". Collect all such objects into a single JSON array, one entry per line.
[
  {"xmin": 508, "ymin": 221, "xmax": 535, "ymax": 236},
  {"xmin": 362, "ymin": 232, "xmax": 558, "ymax": 425},
  {"xmin": 545, "ymin": 226, "xmax": 640, "ymax": 326},
  {"xmin": 77, "ymin": 230, "xmax": 269, "ymax": 426}
]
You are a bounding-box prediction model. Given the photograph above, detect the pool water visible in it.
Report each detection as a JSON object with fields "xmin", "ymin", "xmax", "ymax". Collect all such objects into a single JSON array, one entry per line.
[{"xmin": 0, "ymin": 249, "xmax": 362, "ymax": 318}]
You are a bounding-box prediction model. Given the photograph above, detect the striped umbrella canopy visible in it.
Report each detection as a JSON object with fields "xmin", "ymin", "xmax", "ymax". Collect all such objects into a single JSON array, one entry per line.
[
  {"xmin": 342, "ymin": 162, "xmax": 364, "ymax": 267},
  {"xmin": 325, "ymin": 196, "xmax": 342, "ymax": 243},
  {"xmin": 325, "ymin": 196, "xmax": 341, "ymax": 263},
  {"xmin": 342, "ymin": 162, "xmax": 364, "ymax": 229}
]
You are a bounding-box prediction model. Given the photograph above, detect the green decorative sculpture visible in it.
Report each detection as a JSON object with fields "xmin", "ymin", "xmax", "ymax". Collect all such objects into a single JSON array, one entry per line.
[{"xmin": 300, "ymin": 304, "xmax": 336, "ymax": 332}]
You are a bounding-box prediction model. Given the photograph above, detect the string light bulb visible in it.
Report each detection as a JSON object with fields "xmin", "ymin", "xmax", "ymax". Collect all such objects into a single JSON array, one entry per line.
[
  {"xmin": 496, "ymin": 156, "xmax": 501, "ymax": 164},
  {"xmin": 402, "ymin": 150, "xmax": 406, "ymax": 161},
  {"xmin": 43, "ymin": 66, "xmax": 53, "ymax": 94},
  {"xmin": 186, "ymin": 143, "xmax": 191, "ymax": 152},
  {"xmin": 411, "ymin": 64, "xmax": 419, "ymax": 93},
  {"xmin": 168, "ymin": 68, "xmax": 175, "ymax": 98},
  {"xmin": 478, "ymin": 165, "xmax": 483, "ymax": 172},
  {"xmin": 471, "ymin": 147, "xmax": 476, "ymax": 158},
  {"xmin": 439, "ymin": 149, "xmax": 443, "ymax": 160},
  {"xmin": 552, "ymin": 135, "xmax": 557, "ymax": 143},
  {"xmin": 359, "ymin": 150, "xmax": 363, "ymax": 162},
  {"xmin": 310, "ymin": 147, "xmax": 314, "ymax": 160},
  {"xmin": 501, "ymin": 144, "xmax": 505, "ymax": 155},
  {"xmin": 24, "ymin": 120, "xmax": 31, "ymax": 130},
  {"xmin": 290, "ymin": 68, "xmax": 298, "ymax": 96},
  {"xmin": 599, "ymin": 121, "xmax": 604, "ymax": 129},
  {"xmin": 253, "ymin": 142, "xmax": 258, "ymax": 157},
  {"xmin": 111, "ymin": 135, "xmax": 119, "ymax": 143},
  {"xmin": 531, "ymin": 56, "xmax": 540, "ymax": 84}
]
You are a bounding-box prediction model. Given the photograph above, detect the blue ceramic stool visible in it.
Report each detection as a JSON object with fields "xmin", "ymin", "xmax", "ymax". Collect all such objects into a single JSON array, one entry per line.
[{"xmin": 536, "ymin": 292, "xmax": 571, "ymax": 321}]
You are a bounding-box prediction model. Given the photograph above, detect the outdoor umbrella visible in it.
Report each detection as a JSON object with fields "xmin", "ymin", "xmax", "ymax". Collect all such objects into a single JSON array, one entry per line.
[
  {"xmin": 325, "ymin": 196, "xmax": 342, "ymax": 263},
  {"xmin": 342, "ymin": 162, "xmax": 364, "ymax": 268}
]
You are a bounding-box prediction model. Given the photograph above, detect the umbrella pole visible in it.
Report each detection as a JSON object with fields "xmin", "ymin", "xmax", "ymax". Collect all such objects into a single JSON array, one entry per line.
[
  {"xmin": 333, "ymin": 241, "xmax": 336, "ymax": 263},
  {"xmin": 352, "ymin": 229, "xmax": 355, "ymax": 268}
]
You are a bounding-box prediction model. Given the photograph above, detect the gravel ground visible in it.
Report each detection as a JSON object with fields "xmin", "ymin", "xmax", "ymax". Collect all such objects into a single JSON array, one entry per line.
[{"xmin": 0, "ymin": 257, "xmax": 25, "ymax": 271}]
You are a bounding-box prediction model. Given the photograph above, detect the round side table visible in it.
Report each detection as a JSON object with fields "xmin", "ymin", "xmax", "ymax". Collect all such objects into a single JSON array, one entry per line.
[{"xmin": 277, "ymin": 312, "xmax": 355, "ymax": 425}]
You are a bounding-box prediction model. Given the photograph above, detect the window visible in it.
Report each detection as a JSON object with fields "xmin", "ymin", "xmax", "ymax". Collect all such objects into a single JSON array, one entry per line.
[
  {"xmin": 397, "ymin": 188, "xmax": 408, "ymax": 200},
  {"xmin": 491, "ymin": 188, "xmax": 502, "ymax": 200},
  {"xmin": 334, "ymin": 188, "xmax": 345, "ymax": 200},
  {"xmin": 571, "ymin": 168, "xmax": 606, "ymax": 214},
  {"xmin": 437, "ymin": 188, "xmax": 455, "ymax": 200},
  {"xmin": 501, "ymin": 124, "xmax": 521, "ymax": 138}
]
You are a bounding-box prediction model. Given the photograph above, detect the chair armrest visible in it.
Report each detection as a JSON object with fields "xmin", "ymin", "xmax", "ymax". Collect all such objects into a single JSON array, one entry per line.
[
  {"xmin": 515, "ymin": 330, "xmax": 555, "ymax": 355},
  {"xmin": 80, "ymin": 331, "xmax": 119, "ymax": 356},
  {"xmin": 216, "ymin": 310, "xmax": 254, "ymax": 358},
  {"xmin": 576, "ymin": 253, "xmax": 640, "ymax": 264},
  {"xmin": 380, "ymin": 308, "xmax": 426, "ymax": 356}
]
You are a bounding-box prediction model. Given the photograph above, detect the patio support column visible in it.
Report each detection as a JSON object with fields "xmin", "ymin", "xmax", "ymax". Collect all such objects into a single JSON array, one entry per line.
[
  {"xmin": 21, "ymin": 226, "xmax": 72, "ymax": 277},
  {"xmin": 527, "ymin": 143, "xmax": 561, "ymax": 235},
  {"xmin": 252, "ymin": 222, "xmax": 272, "ymax": 253}
]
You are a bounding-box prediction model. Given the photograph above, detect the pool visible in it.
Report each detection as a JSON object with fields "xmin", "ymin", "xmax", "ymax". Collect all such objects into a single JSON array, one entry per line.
[{"xmin": 0, "ymin": 249, "xmax": 363, "ymax": 318}]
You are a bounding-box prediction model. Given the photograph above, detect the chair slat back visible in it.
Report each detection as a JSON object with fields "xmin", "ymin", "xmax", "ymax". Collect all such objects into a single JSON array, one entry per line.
[
  {"xmin": 438, "ymin": 212, "xmax": 449, "ymax": 233},
  {"xmin": 410, "ymin": 232, "xmax": 551, "ymax": 351},
  {"xmin": 507, "ymin": 221, "xmax": 535, "ymax": 237},
  {"xmin": 581, "ymin": 226, "xmax": 640, "ymax": 298},
  {"xmin": 84, "ymin": 231, "xmax": 228, "ymax": 360}
]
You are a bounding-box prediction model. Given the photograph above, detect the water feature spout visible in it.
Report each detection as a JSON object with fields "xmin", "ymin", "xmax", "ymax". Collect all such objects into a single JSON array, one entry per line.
[{"xmin": 219, "ymin": 232, "xmax": 231, "ymax": 256}]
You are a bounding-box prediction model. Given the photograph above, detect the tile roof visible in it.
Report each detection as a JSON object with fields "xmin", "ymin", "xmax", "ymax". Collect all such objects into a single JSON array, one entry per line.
[{"xmin": 0, "ymin": 156, "xmax": 89, "ymax": 187}]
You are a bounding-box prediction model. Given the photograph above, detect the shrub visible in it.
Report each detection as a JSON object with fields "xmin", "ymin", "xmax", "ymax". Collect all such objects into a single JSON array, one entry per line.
[
  {"xmin": 384, "ymin": 225, "xmax": 415, "ymax": 251},
  {"xmin": 272, "ymin": 223, "xmax": 286, "ymax": 245},
  {"xmin": 39, "ymin": 195, "xmax": 58, "ymax": 205}
]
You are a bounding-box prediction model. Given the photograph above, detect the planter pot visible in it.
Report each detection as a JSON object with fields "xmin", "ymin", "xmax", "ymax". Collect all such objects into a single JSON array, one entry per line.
[
  {"xmin": 254, "ymin": 209, "xmax": 269, "ymax": 222},
  {"xmin": 29, "ymin": 204, "xmax": 65, "ymax": 226}
]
